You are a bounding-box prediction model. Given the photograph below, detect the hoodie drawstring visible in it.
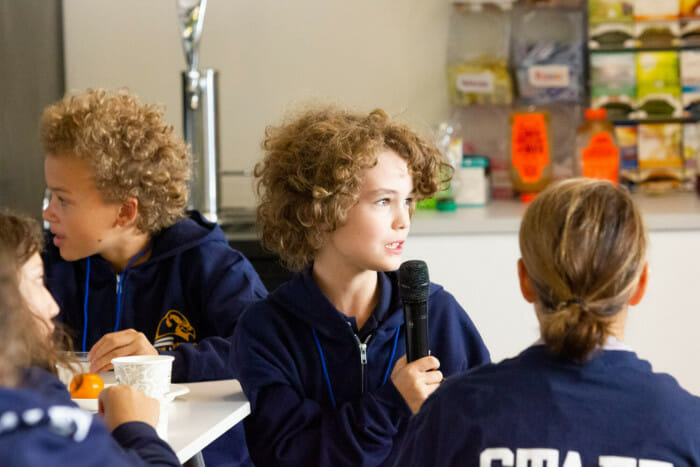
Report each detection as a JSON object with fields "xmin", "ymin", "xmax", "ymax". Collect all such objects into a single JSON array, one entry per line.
[
  {"xmin": 312, "ymin": 327, "xmax": 401, "ymax": 408},
  {"xmin": 81, "ymin": 244, "xmax": 151, "ymax": 352}
]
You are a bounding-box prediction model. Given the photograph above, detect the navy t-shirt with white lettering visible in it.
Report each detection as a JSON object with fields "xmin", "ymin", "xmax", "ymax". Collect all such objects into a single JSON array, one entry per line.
[{"xmin": 397, "ymin": 345, "xmax": 700, "ymax": 466}]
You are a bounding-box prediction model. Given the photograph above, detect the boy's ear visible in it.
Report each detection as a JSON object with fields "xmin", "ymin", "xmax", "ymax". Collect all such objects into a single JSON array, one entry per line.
[
  {"xmin": 518, "ymin": 258, "xmax": 537, "ymax": 304},
  {"xmin": 628, "ymin": 262, "xmax": 649, "ymax": 306},
  {"xmin": 116, "ymin": 197, "xmax": 139, "ymax": 227}
]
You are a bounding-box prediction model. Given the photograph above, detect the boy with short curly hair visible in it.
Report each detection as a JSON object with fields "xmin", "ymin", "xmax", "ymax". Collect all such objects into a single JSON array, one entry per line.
[
  {"xmin": 41, "ymin": 88, "xmax": 266, "ymax": 465},
  {"xmin": 232, "ymin": 106, "xmax": 490, "ymax": 466},
  {"xmin": 41, "ymin": 88, "xmax": 190, "ymax": 235}
]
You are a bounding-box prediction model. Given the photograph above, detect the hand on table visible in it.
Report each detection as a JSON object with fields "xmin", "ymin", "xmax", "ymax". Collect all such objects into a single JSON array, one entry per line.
[
  {"xmin": 88, "ymin": 329, "xmax": 158, "ymax": 372},
  {"xmin": 98, "ymin": 384, "xmax": 160, "ymax": 431},
  {"xmin": 390, "ymin": 355, "xmax": 443, "ymax": 414}
]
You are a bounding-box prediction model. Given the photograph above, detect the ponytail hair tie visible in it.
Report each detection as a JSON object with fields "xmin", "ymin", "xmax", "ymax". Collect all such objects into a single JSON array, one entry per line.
[{"xmin": 557, "ymin": 297, "xmax": 586, "ymax": 311}]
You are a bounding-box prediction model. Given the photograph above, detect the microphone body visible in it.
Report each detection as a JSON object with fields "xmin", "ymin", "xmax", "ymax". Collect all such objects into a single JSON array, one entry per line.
[{"xmin": 399, "ymin": 260, "xmax": 430, "ymax": 362}]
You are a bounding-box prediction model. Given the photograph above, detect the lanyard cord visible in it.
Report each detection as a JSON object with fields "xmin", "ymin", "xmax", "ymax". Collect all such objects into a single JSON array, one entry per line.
[
  {"xmin": 312, "ymin": 328, "xmax": 336, "ymax": 408},
  {"xmin": 81, "ymin": 257, "xmax": 91, "ymax": 352},
  {"xmin": 311, "ymin": 326, "xmax": 402, "ymax": 408},
  {"xmin": 114, "ymin": 244, "xmax": 151, "ymax": 334},
  {"xmin": 81, "ymin": 243, "xmax": 151, "ymax": 352},
  {"xmin": 382, "ymin": 328, "xmax": 400, "ymax": 386}
]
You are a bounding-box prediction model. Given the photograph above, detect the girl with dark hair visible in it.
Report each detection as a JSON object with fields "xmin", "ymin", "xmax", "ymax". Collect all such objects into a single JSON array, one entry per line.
[{"xmin": 0, "ymin": 211, "xmax": 179, "ymax": 466}]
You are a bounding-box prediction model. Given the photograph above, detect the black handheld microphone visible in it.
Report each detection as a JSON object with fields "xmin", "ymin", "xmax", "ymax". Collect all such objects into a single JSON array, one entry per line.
[{"xmin": 399, "ymin": 260, "xmax": 430, "ymax": 362}]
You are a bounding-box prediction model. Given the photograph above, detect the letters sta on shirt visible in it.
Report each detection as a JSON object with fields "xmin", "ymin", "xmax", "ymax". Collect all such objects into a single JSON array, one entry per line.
[{"xmin": 480, "ymin": 448, "xmax": 672, "ymax": 467}]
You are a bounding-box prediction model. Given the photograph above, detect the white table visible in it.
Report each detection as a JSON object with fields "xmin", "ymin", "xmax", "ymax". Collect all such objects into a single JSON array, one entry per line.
[
  {"xmin": 98, "ymin": 373, "xmax": 250, "ymax": 464},
  {"xmin": 166, "ymin": 379, "xmax": 250, "ymax": 464}
]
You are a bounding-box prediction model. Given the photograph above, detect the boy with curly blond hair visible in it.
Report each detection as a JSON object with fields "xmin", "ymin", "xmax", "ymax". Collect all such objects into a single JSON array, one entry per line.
[
  {"xmin": 231, "ymin": 106, "xmax": 490, "ymax": 466},
  {"xmin": 40, "ymin": 88, "xmax": 266, "ymax": 465}
]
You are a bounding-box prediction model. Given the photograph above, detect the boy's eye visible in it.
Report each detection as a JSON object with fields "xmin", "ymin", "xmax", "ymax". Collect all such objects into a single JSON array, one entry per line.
[
  {"xmin": 376, "ymin": 198, "xmax": 390, "ymax": 206},
  {"xmin": 404, "ymin": 197, "xmax": 414, "ymax": 206}
]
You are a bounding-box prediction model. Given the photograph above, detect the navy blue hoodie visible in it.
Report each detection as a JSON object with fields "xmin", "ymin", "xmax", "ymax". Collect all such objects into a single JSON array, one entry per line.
[
  {"xmin": 1, "ymin": 368, "xmax": 179, "ymax": 466},
  {"xmin": 232, "ymin": 269, "xmax": 490, "ymax": 466},
  {"xmin": 43, "ymin": 210, "xmax": 267, "ymax": 466},
  {"xmin": 396, "ymin": 345, "xmax": 700, "ymax": 466},
  {"xmin": 43, "ymin": 211, "xmax": 267, "ymax": 383}
]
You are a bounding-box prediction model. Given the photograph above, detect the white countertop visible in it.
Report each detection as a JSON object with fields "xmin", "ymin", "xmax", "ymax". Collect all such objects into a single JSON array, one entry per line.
[
  {"xmin": 222, "ymin": 192, "xmax": 700, "ymax": 241},
  {"xmin": 409, "ymin": 192, "xmax": 700, "ymax": 236}
]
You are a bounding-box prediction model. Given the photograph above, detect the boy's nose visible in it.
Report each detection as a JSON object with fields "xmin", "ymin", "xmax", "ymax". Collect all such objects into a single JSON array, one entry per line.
[
  {"xmin": 42, "ymin": 199, "xmax": 57, "ymax": 223},
  {"xmin": 393, "ymin": 206, "xmax": 410, "ymax": 230}
]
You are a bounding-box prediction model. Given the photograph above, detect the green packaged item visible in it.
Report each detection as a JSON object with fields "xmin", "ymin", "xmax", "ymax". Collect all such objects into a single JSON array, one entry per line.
[
  {"xmin": 636, "ymin": 51, "xmax": 682, "ymax": 116},
  {"xmin": 588, "ymin": 0, "xmax": 634, "ymax": 47},
  {"xmin": 589, "ymin": 0, "xmax": 634, "ymax": 23},
  {"xmin": 590, "ymin": 52, "xmax": 636, "ymax": 117}
]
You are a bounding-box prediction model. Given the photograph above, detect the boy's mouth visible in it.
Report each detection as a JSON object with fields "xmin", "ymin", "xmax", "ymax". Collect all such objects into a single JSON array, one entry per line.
[
  {"xmin": 385, "ymin": 241, "xmax": 404, "ymax": 252},
  {"xmin": 53, "ymin": 234, "xmax": 65, "ymax": 247}
]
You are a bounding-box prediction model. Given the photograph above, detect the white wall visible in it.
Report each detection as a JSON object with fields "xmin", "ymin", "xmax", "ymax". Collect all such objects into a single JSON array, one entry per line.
[
  {"xmin": 63, "ymin": 0, "xmax": 451, "ymax": 207},
  {"xmin": 404, "ymin": 230, "xmax": 700, "ymax": 396}
]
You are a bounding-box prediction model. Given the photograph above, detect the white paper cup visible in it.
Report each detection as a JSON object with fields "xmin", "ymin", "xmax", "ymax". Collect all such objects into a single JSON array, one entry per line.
[
  {"xmin": 56, "ymin": 351, "xmax": 92, "ymax": 387},
  {"xmin": 111, "ymin": 355, "xmax": 174, "ymax": 401}
]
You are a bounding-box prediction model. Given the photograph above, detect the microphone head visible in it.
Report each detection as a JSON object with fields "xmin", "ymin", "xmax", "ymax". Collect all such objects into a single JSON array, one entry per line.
[{"xmin": 398, "ymin": 260, "xmax": 430, "ymax": 303}]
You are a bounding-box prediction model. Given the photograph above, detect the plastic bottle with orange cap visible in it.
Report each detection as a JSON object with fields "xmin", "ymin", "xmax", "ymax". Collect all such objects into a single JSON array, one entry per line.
[{"xmin": 575, "ymin": 108, "xmax": 620, "ymax": 184}]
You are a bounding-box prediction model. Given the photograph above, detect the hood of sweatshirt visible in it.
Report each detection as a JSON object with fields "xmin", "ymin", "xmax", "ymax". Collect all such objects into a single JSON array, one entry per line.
[{"xmin": 267, "ymin": 267, "xmax": 445, "ymax": 341}]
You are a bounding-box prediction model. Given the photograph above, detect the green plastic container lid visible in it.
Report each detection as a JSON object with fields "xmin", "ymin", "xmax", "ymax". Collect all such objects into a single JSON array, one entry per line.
[{"xmin": 436, "ymin": 199, "xmax": 457, "ymax": 211}]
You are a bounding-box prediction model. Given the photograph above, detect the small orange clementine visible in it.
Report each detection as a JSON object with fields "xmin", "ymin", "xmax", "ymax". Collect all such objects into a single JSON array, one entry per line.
[{"xmin": 69, "ymin": 373, "xmax": 104, "ymax": 399}]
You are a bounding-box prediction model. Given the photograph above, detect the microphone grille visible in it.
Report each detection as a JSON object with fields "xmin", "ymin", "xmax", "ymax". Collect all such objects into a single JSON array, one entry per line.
[{"xmin": 398, "ymin": 260, "xmax": 430, "ymax": 303}]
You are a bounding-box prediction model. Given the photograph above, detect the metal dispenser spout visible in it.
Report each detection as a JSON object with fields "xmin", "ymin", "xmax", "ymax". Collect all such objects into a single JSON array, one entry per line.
[
  {"xmin": 177, "ymin": 0, "xmax": 219, "ymax": 222},
  {"xmin": 178, "ymin": 0, "xmax": 207, "ymax": 73}
]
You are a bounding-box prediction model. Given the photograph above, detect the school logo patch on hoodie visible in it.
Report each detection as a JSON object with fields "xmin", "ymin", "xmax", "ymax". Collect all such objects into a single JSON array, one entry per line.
[{"xmin": 154, "ymin": 310, "xmax": 196, "ymax": 350}]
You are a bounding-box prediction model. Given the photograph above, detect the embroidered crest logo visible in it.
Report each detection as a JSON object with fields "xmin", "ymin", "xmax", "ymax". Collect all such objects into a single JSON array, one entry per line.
[{"xmin": 153, "ymin": 310, "xmax": 196, "ymax": 350}]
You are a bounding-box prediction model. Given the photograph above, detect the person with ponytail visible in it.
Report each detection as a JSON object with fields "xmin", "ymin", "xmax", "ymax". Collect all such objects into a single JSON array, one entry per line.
[{"xmin": 397, "ymin": 178, "xmax": 700, "ymax": 466}]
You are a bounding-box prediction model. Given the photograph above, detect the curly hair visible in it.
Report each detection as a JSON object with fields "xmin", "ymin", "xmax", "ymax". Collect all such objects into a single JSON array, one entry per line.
[
  {"xmin": 255, "ymin": 106, "xmax": 449, "ymax": 271},
  {"xmin": 0, "ymin": 211, "xmax": 76, "ymax": 384},
  {"xmin": 519, "ymin": 179, "xmax": 647, "ymax": 363},
  {"xmin": 40, "ymin": 88, "xmax": 191, "ymax": 233}
]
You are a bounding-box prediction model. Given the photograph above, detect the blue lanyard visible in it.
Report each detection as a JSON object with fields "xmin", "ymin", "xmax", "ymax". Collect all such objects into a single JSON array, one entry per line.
[
  {"xmin": 81, "ymin": 257, "xmax": 91, "ymax": 352},
  {"xmin": 81, "ymin": 243, "xmax": 151, "ymax": 352},
  {"xmin": 312, "ymin": 327, "xmax": 400, "ymax": 408},
  {"xmin": 114, "ymin": 245, "xmax": 151, "ymax": 334}
]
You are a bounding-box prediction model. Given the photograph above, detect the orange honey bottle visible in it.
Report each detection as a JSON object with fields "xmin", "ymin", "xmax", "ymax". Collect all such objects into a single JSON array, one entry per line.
[
  {"xmin": 509, "ymin": 108, "xmax": 553, "ymax": 202},
  {"xmin": 576, "ymin": 108, "xmax": 620, "ymax": 184}
]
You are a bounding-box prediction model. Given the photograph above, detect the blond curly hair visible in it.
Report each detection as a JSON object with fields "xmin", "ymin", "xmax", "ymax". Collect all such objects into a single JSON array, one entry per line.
[
  {"xmin": 40, "ymin": 89, "xmax": 191, "ymax": 233},
  {"xmin": 255, "ymin": 106, "xmax": 449, "ymax": 271}
]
